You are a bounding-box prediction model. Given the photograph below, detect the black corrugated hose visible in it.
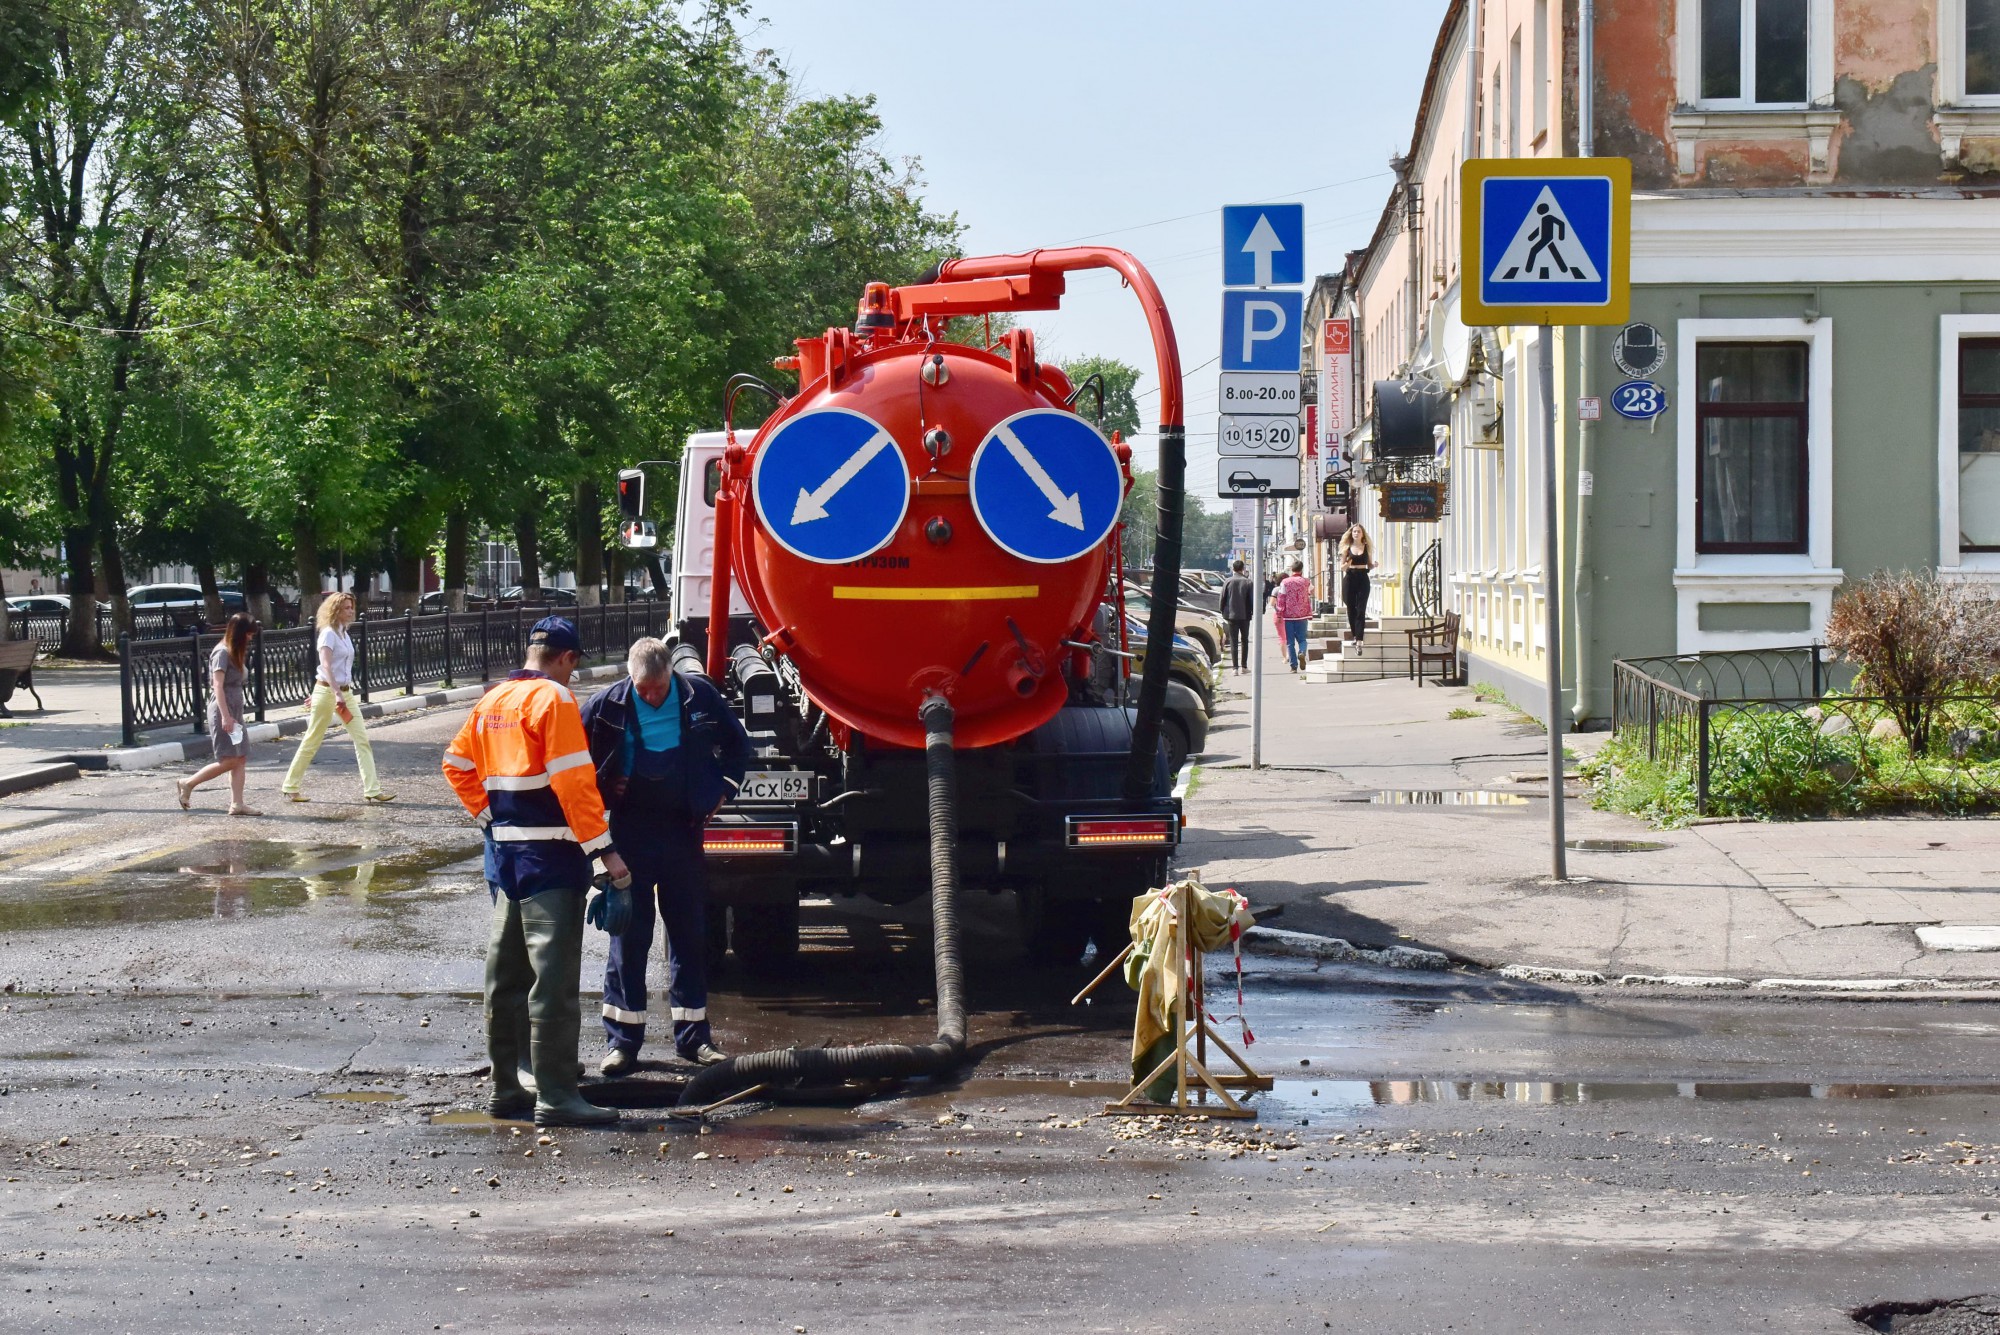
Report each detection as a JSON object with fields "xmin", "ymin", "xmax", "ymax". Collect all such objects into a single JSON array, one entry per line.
[{"xmin": 678, "ymin": 693, "xmax": 967, "ymax": 1107}]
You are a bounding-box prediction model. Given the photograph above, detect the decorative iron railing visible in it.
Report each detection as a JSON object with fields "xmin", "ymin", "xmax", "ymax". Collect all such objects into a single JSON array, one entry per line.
[
  {"xmin": 119, "ymin": 603, "xmax": 673, "ymax": 746},
  {"xmin": 1610, "ymin": 647, "xmax": 1998, "ymax": 815}
]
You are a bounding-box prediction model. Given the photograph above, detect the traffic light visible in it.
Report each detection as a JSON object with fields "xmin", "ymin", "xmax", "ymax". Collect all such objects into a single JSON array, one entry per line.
[{"xmin": 616, "ymin": 468, "xmax": 645, "ymax": 520}]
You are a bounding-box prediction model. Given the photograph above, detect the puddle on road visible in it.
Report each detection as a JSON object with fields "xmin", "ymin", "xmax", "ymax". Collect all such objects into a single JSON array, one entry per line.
[
  {"xmin": 1358, "ymin": 791, "xmax": 1532, "ymax": 807},
  {"xmin": 0, "ymin": 841, "xmax": 483, "ymax": 931},
  {"xmin": 1566, "ymin": 839, "xmax": 1670, "ymax": 853},
  {"xmin": 1266, "ymin": 1078, "xmax": 2000, "ymax": 1115}
]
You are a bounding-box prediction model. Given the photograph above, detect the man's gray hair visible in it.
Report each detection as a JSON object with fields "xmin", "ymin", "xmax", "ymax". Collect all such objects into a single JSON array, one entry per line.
[{"xmin": 627, "ymin": 637, "xmax": 673, "ymax": 682}]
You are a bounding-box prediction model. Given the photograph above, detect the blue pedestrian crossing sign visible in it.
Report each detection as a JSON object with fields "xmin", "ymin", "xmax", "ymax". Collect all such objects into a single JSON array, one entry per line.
[
  {"xmin": 1461, "ymin": 157, "xmax": 1630, "ymax": 327},
  {"xmin": 1221, "ymin": 204, "xmax": 1304, "ymax": 288},
  {"xmin": 1220, "ymin": 289, "xmax": 1304, "ymax": 372},
  {"xmin": 751, "ymin": 407, "xmax": 911, "ymax": 564},
  {"xmin": 968, "ymin": 409, "xmax": 1124, "ymax": 564}
]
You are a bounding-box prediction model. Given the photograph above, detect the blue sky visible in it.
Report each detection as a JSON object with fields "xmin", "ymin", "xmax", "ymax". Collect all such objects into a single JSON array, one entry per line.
[{"xmin": 741, "ymin": 0, "xmax": 1450, "ymax": 503}]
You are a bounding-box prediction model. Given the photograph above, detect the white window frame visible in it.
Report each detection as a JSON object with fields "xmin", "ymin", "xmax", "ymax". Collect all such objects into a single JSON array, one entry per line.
[
  {"xmin": 1673, "ymin": 317, "xmax": 1842, "ymax": 652},
  {"xmin": 1937, "ymin": 315, "xmax": 2000, "ymax": 580},
  {"xmin": 1940, "ymin": 0, "xmax": 2000, "ymax": 105},
  {"xmin": 1677, "ymin": 0, "xmax": 1829, "ymax": 109}
]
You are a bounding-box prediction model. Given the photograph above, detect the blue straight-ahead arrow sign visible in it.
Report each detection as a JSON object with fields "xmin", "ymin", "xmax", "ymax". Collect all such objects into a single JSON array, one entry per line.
[{"xmin": 1221, "ymin": 204, "xmax": 1303, "ymax": 288}]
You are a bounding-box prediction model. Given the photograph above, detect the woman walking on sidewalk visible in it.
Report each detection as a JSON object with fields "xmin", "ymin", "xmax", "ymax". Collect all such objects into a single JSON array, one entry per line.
[
  {"xmin": 1338, "ymin": 524, "xmax": 1377, "ymax": 644},
  {"xmin": 175, "ymin": 614, "xmax": 259, "ymax": 816},
  {"xmin": 280, "ymin": 592, "xmax": 394, "ymax": 804}
]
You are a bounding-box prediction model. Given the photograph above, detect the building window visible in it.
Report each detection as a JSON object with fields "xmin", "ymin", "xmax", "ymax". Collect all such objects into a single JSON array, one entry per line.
[
  {"xmin": 1699, "ymin": 0, "xmax": 1809, "ymax": 105},
  {"xmin": 1970, "ymin": 0, "xmax": 2000, "ymax": 95},
  {"xmin": 1508, "ymin": 31, "xmax": 1522, "ymax": 155},
  {"xmin": 1533, "ymin": 0, "xmax": 1550, "ymax": 141},
  {"xmin": 1695, "ymin": 342, "xmax": 1809, "ymax": 553},
  {"xmin": 1958, "ymin": 339, "xmax": 2000, "ymax": 551}
]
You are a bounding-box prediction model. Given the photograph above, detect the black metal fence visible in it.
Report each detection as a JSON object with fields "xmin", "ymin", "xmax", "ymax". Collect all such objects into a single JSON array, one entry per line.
[
  {"xmin": 7, "ymin": 607, "xmax": 197, "ymax": 654},
  {"xmin": 119, "ymin": 602, "xmax": 673, "ymax": 746},
  {"xmin": 1611, "ymin": 646, "xmax": 1999, "ymax": 815}
]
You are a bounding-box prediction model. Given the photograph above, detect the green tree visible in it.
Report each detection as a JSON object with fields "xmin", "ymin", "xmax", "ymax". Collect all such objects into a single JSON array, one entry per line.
[{"xmin": 1058, "ymin": 355, "xmax": 1141, "ymax": 440}]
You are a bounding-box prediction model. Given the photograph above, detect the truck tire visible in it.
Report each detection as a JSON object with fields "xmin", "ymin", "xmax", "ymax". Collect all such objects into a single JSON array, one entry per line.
[
  {"xmin": 1161, "ymin": 714, "xmax": 1191, "ymax": 777},
  {"xmin": 731, "ymin": 900, "xmax": 801, "ymax": 978},
  {"xmin": 1018, "ymin": 884, "xmax": 1092, "ymax": 968}
]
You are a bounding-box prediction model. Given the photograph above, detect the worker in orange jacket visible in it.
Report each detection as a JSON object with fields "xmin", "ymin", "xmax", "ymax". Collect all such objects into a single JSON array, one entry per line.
[{"xmin": 444, "ymin": 616, "xmax": 633, "ymax": 1127}]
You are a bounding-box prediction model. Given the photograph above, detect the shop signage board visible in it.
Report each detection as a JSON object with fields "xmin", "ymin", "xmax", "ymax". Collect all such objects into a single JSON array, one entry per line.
[
  {"xmin": 1321, "ymin": 318, "xmax": 1353, "ymax": 438},
  {"xmin": 1379, "ymin": 481, "xmax": 1444, "ymax": 523}
]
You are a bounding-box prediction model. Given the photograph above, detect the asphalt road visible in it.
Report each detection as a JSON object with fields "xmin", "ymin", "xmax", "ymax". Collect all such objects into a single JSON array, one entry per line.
[{"xmin": 1, "ymin": 704, "xmax": 1997, "ymax": 1332}]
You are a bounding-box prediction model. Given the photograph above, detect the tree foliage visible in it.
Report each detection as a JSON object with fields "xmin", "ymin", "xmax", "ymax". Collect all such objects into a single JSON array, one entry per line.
[{"xmin": 0, "ymin": 0, "xmax": 959, "ymax": 633}]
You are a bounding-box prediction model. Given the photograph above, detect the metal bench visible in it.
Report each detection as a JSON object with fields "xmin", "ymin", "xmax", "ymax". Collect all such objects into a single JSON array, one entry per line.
[
  {"xmin": 0, "ymin": 638, "xmax": 43, "ymax": 717},
  {"xmin": 1406, "ymin": 610, "xmax": 1461, "ymax": 688}
]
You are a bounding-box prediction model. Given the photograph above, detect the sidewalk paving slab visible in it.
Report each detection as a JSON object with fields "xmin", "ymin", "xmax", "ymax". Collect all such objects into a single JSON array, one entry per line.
[{"xmin": 1180, "ymin": 636, "xmax": 2000, "ymax": 986}]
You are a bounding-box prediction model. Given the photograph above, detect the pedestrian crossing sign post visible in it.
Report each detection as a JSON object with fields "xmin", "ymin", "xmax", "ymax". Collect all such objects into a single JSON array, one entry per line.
[
  {"xmin": 1460, "ymin": 157, "xmax": 1630, "ymax": 327},
  {"xmin": 1459, "ymin": 156, "xmax": 1632, "ymax": 886}
]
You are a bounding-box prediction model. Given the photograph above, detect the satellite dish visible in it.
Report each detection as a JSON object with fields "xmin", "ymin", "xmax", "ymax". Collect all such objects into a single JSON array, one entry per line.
[{"xmin": 1434, "ymin": 295, "xmax": 1471, "ymax": 383}]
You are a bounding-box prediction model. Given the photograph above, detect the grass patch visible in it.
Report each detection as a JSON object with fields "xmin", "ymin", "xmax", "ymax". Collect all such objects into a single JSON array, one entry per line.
[
  {"xmin": 1471, "ymin": 680, "xmax": 1544, "ymax": 734},
  {"xmin": 1446, "ymin": 707, "xmax": 1481, "ymax": 720},
  {"xmin": 1181, "ymin": 765, "xmax": 1203, "ymax": 800}
]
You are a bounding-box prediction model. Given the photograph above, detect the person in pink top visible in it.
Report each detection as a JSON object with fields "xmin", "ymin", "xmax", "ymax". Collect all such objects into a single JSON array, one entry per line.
[{"xmin": 1276, "ymin": 560, "xmax": 1314, "ymax": 674}]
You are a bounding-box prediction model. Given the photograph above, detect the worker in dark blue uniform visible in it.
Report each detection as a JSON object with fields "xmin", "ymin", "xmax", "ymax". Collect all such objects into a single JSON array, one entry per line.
[{"xmin": 580, "ymin": 636, "xmax": 753, "ymax": 1074}]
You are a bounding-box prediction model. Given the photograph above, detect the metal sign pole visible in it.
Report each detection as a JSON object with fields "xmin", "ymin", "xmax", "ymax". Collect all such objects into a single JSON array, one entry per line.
[
  {"xmin": 1251, "ymin": 498, "xmax": 1265, "ymax": 770},
  {"xmin": 1540, "ymin": 324, "xmax": 1568, "ymax": 881}
]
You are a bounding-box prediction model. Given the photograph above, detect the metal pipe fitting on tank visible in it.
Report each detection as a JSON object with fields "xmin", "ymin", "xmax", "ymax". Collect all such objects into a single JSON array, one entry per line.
[
  {"xmin": 923, "ymin": 426, "xmax": 951, "ymax": 458},
  {"xmin": 924, "ymin": 516, "xmax": 952, "ymax": 545},
  {"xmin": 919, "ymin": 353, "xmax": 949, "ymax": 386},
  {"xmin": 1004, "ymin": 651, "xmax": 1045, "ymax": 699}
]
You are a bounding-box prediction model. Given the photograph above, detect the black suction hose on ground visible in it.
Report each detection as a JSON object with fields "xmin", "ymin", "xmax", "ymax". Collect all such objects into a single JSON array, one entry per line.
[{"xmin": 679, "ymin": 694, "xmax": 967, "ymax": 1107}]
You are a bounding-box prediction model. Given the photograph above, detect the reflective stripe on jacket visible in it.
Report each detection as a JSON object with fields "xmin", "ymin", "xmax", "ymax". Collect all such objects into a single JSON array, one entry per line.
[{"xmin": 443, "ymin": 670, "xmax": 612, "ymax": 899}]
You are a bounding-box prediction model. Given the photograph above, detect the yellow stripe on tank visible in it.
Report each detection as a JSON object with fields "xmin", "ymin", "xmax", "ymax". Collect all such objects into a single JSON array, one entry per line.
[{"xmin": 830, "ymin": 585, "xmax": 1040, "ymax": 602}]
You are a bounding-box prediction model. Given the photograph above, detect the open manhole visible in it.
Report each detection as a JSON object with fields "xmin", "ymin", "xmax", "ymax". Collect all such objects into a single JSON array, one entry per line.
[
  {"xmin": 1564, "ymin": 839, "xmax": 1669, "ymax": 853},
  {"xmin": 1851, "ymin": 1295, "xmax": 2000, "ymax": 1332}
]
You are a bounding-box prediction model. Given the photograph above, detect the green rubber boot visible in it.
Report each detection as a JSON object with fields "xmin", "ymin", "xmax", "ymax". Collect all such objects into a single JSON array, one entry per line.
[
  {"xmin": 483, "ymin": 893, "xmax": 535, "ymax": 1119},
  {"xmin": 523, "ymin": 887, "xmax": 617, "ymax": 1128}
]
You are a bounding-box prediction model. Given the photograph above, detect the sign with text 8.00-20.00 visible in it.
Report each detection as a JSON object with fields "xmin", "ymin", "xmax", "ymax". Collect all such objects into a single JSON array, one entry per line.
[{"xmin": 1380, "ymin": 481, "xmax": 1444, "ymax": 523}]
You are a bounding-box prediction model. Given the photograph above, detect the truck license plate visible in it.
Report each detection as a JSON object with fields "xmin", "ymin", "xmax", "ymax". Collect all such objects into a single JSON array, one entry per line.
[{"xmin": 738, "ymin": 770, "xmax": 811, "ymax": 803}]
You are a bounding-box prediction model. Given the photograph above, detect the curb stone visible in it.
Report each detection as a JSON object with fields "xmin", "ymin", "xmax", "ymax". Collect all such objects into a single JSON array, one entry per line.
[
  {"xmin": 1492, "ymin": 965, "xmax": 2000, "ymax": 994},
  {"xmin": 67, "ymin": 662, "xmax": 628, "ymax": 774},
  {"xmin": 1243, "ymin": 926, "xmax": 1451, "ymax": 971},
  {"xmin": 0, "ymin": 762, "xmax": 80, "ymax": 798}
]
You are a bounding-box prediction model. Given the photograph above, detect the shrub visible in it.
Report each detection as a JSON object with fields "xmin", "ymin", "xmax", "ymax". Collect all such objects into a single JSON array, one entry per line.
[{"xmin": 1822, "ymin": 572, "xmax": 2000, "ymax": 755}]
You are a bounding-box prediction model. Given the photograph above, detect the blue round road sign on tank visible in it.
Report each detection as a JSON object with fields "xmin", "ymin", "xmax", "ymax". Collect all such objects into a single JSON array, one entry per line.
[
  {"xmin": 751, "ymin": 408, "xmax": 911, "ymax": 564},
  {"xmin": 968, "ymin": 409, "xmax": 1124, "ymax": 565}
]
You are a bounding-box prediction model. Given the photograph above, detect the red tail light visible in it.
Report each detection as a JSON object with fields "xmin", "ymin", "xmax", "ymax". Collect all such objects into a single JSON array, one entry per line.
[
  {"xmin": 1065, "ymin": 816, "xmax": 1179, "ymax": 848},
  {"xmin": 703, "ymin": 823, "xmax": 797, "ymax": 856}
]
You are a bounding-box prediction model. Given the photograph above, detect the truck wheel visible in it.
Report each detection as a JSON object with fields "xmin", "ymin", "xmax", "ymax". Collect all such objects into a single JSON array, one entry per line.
[
  {"xmin": 731, "ymin": 900, "xmax": 801, "ymax": 978},
  {"xmin": 1018, "ymin": 885, "xmax": 1091, "ymax": 968},
  {"xmin": 1161, "ymin": 715, "xmax": 1191, "ymax": 777}
]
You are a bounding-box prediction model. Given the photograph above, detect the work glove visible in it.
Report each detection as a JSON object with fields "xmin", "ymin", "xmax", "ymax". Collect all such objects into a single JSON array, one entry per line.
[{"xmin": 585, "ymin": 871, "xmax": 634, "ymax": 936}]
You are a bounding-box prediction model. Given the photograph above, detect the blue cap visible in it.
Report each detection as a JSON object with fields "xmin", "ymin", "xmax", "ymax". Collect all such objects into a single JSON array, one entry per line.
[{"xmin": 528, "ymin": 616, "xmax": 582, "ymax": 654}]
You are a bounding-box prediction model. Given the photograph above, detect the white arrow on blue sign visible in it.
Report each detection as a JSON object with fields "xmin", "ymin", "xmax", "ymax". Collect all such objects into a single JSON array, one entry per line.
[
  {"xmin": 751, "ymin": 407, "xmax": 911, "ymax": 564},
  {"xmin": 1221, "ymin": 204, "xmax": 1304, "ymax": 288},
  {"xmin": 1220, "ymin": 289, "xmax": 1303, "ymax": 372},
  {"xmin": 968, "ymin": 409, "xmax": 1124, "ymax": 565}
]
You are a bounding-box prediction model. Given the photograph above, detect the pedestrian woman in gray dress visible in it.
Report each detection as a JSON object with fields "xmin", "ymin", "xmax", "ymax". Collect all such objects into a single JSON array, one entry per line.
[{"xmin": 175, "ymin": 614, "xmax": 259, "ymax": 815}]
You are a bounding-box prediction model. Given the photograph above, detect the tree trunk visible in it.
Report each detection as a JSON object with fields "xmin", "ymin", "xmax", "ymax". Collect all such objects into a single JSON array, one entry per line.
[
  {"xmin": 57, "ymin": 523, "xmax": 99, "ymax": 659},
  {"xmin": 513, "ymin": 511, "xmax": 541, "ymax": 602},
  {"xmin": 390, "ymin": 548, "xmax": 422, "ymax": 612},
  {"xmin": 573, "ymin": 480, "xmax": 603, "ymax": 607},
  {"xmin": 244, "ymin": 561, "xmax": 273, "ymax": 626},
  {"xmin": 95, "ymin": 494, "xmax": 131, "ymax": 644},
  {"xmin": 293, "ymin": 512, "xmax": 324, "ymax": 623},
  {"xmin": 444, "ymin": 507, "xmax": 469, "ymax": 612},
  {"xmin": 197, "ymin": 560, "xmax": 224, "ymax": 628},
  {"xmin": 606, "ymin": 544, "xmax": 626, "ymax": 605}
]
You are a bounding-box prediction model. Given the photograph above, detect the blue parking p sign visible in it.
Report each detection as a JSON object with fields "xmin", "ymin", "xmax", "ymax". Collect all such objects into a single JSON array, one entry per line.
[{"xmin": 1220, "ymin": 289, "xmax": 1303, "ymax": 372}]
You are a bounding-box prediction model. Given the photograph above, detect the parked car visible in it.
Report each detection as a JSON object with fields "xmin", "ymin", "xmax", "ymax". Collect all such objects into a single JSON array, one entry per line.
[
  {"xmin": 1119, "ymin": 617, "xmax": 1212, "ymax": 773},
  {"xmin": 498, "ymin": 585, "xmax": 579, "ymax": 607},
  {"xmin": 1121, "ymin": 584, "xmax": 1225, "ymax": 664},
  {"xmin": 417, "ymin": 590, "xmax": 495, "ymax": 613},
  {"xmin": 5, "ymin": 595, "xmax": 70, "ymax": 615},
  {"xmin": 127, "ymin": 583, "xmax": 248, "ymax": 614}
]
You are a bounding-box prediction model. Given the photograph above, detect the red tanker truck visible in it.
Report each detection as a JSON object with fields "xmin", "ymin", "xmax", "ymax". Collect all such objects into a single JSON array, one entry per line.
[{"xmin": 646, "ymin": 248, "xmax": 1194, "ymax": 980}]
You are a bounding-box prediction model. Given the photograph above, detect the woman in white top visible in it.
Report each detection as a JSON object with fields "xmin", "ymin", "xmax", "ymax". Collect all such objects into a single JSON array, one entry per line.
[{"xmin": 280, "ymin": 591, "xmax": 393, "ymax": 803}]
